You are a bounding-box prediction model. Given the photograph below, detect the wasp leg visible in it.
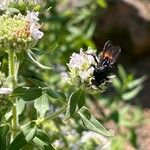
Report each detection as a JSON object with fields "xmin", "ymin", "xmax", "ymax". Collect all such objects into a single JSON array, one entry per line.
[
  {"xmin": 86, "ymin": 64, "xmax": 96, "ymax": 71},
  {"xmin": 85, "ymin": 53, "xmax": 99, "ymax": 65}
]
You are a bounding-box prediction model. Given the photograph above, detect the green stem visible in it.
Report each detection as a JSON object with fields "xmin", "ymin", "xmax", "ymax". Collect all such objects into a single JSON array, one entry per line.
[
  {"xmin": 37, "ymin": 106, "xmax": 66, "ymax": 125},
  {"xmin": 9, "ymin": 51, "xmax": 16, "ymax": 87},
  {"xmin": 9, "ymin": 50, "xmax": 18, "ymax": 141}
]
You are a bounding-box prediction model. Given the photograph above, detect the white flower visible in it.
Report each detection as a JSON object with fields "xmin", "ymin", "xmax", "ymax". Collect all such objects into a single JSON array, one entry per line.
[
  {"xmin": 79, "ymin": 67, "xmax": 94, "ymax": 82},
  {"xmin": 0, "ymin": 0, "xmax": 8, "ymax": 10},
  {"xmin": 68, "ymin": 49, "xmax": 95, "ymax": 70},
  {"xmin": 29, "ymin": 23, "xmax": 44, "ymax": 40},
  {"xmin": 53, "ymin": 140, "xmax": 64, "ymax": 149},
  {"xmin": 0, "ymin": 88, "xmax": 13, "ymax": 94},
  {"xmin": 25, "ymin": 11, "xmax": 44, "ymax": 40},
  {"xmin": 68, "ymin": 50, "xmax": 85, "ymax": 69},
  {"xmin": 80, "ymin": 131, "xmax": 111, "ymax": 149},
  {"xmin": 26, "ymin": 11, "xmax": 39, "ymax": 24},
  {"xmin": 67, "ymin": 48, "xmax": 96, "ymax": 88}
]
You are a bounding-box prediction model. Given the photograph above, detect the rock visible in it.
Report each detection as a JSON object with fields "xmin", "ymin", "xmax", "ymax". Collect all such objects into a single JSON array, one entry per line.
[{"xmin": 94, "ymin": 0, "xmax": 150, "ymax": 59}]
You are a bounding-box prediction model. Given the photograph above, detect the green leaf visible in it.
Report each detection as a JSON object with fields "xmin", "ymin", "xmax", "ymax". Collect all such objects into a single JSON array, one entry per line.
[
  {"xmin": 47, "ymin": 88, "xmax": 66, "ymax": 102},
  {"xmin": 15, "ymin": 51, "xmax": 24, "ymax": 63},
  {"xmin": 118, "ymin": 65, "xmax": 127, "ymax": 84},
  {"xmin": 112, "ymin": 77, "xmax": 121, "ymax": 91},
  {"xmin": 122, "ymin": 86, "xmax": 143, "ymax": 101},
  {"xmin": 0, "ymin": 50, "xmax": 5, "ymax": 57},
  {"xmin": 9, "ymin": 121, "xmax": 37, "ymax": 150},
  {"xmin": 28, "ymin": 50, "xmax": 51, "ymax": 70},
  {"xmin": 5, "ymin": 99, "xmax": 25, "ymax": 121},
  {"xmin": 32, "ymin": 130, "xmax": 55, "ymax": 150},
  {"xmin": 119, "ymin": 106, "xmax": 142, "ymax": 127},
  {"xmin": 31, "ymin": 43, "xmax": 58, "ymax": 55},
  {"xmin": 0, "ymin": 125, "xmax": 9, "ymax": 150},
  {"xmin": 5, "ymin": 110, "xmax": 12, "ymax": 122},
  {"xmin": 34, "ymin": 93, "xmax": 49, "ymax": 117},
  {"xmin": 85, "ymin": 22, "xmax": 96, "ymax": 39},
  {"xmin": 22, "ymin": 121, "xmax": 37, "ymax": 142},
  {"xmin": 11, "ymin": 87, "xmax": 42, "ymax": 101},
  {"xmin": 128, "ymin": 129, "xmax": 137, "ymax": 148},
  {"xmin": 127, "ymin": 76, "xmax": 146, "ymax": 89},
  {"xmin": 17, "ymin": 99, "xmax": 26, "ymax": 115},
  {"xmin": 6, "ymin": 7, "xmax": 20, "ymax": 14},
  {"xmin": 111, "ymin": 136, "xmax": 125, "ymax": 150},
  {"xmin": 78, "ymin": 107, "xmax": 113, "ymax": 137},
  {"xmin": 96, "ymin": 0, "xmax": 107, "ymax": 8},
  {"xmin": 27, "ymin": 78, "xmax": 47, "ymax": 87},
  {"xmin": 65, "ymin": 89, "xmax": 85, "ymax": 120},
  {"xmin": 9, "ymin": 132, "xmax": 27, "ymax": 150}
]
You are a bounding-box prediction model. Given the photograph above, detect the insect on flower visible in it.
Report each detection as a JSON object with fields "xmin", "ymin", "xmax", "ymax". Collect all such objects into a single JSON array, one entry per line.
[{"xmin": 88, "ymin": 41, "xmax": 121, "ymax": 87}]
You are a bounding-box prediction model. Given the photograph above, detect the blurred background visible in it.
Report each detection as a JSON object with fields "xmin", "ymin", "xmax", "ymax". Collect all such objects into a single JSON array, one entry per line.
[{"xmin": 1, "ymin": 0, "xmax": 150, "ymax": 149}]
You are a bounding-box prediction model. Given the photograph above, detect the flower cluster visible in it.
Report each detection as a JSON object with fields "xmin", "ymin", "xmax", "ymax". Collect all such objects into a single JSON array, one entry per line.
[
  {"xmin": 0, "ymin": 11, "xmax": 43, "ymax": 52},
  {"xmin": 67, "ymin": 48, "xmax": 115, "ymax": 93},
  {"xmin": 67, "ymin": 48, "xmax": 95, "ymax": 89}
]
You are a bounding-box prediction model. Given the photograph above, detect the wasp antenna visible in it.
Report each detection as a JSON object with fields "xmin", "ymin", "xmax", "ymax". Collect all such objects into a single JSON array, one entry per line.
[{"xmin": 103, "ymin": 40, "xmax": 112, "ymax": 49}]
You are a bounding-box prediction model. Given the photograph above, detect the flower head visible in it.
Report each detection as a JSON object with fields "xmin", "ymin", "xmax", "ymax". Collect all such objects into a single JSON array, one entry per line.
[
  {"xmin": 67, "ymin": 47, "xmax": 116, "ymax": 93},
  {"xmin": 68, "ymin": 48, "xmax": 95, "ymax": 87},
  {"xmin": 0, "ymin": 10, "xmax": 43, "ymax": 52}
]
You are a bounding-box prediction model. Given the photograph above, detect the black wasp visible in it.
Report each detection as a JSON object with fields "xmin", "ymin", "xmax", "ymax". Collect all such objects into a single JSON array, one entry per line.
[{"xmin": 89, "ymin": 41, "xmax": 121, "ymax": 87}]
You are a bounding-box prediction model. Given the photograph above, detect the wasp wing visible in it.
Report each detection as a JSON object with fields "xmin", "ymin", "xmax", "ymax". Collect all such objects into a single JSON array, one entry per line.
[{"xmin": 100, "ymin": 40, "xmax": 121, "ymax": 65}]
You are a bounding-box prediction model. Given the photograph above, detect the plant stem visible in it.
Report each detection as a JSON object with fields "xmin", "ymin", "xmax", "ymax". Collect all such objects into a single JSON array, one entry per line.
[
  {"xmin": 9, "ymin": 50, "xmax": 18, "ymax": 141},
  {"xmin": 38, "ymin": 106, "xmax": 66, "ymax": 125}
]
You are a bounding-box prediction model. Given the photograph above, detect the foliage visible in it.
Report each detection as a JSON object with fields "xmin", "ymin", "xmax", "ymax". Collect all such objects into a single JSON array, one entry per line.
[
  {"xmin": 0, "ymin": 0, "xmax": 145, "ymax": 150},
  {"xmin": 94, "ymin": 65, "xmax": 145, "ymax": 149}
]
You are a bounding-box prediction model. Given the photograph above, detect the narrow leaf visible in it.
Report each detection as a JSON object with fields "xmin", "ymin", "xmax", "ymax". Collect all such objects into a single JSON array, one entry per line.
[
  {"xmin": 27, "ymin": 78, "xmax": 47, "ymax": 87},
  {"xmin": 85, "ymin": 22, "xmax": 96, "ymax": 39},
  {"xmin": 11, "ymin": 87, "xmax": 42, "ymax": 101},
  {"xmin": 31, "ymin": 43, "xmax": 58, "ymax": 55},
  {"xmin": 118, "ymin": 65, "xmax": 127, "ymax": 84},
  {"xmin": 96, "ymin": 0, "xmax": 107, "ymax": 8},
  {"xmin": 122, "ymin": 86, "xmax": 143, "ymax": 101},
  {"xmin": 28, "ymin": 50, "xmax": 51, "ymax": 70},
  {"xmin": 78, "ymin": 107, "xmax": 113, "ymax": 137},
  {"xmin": 127, "ymin": 76, "xmax": 146, "ymax": 89},
  {"xmin": 112, "ymin": 77, "xmax": 121, "ymax": 90}
]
